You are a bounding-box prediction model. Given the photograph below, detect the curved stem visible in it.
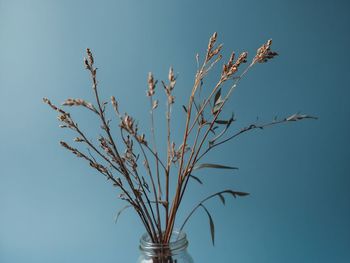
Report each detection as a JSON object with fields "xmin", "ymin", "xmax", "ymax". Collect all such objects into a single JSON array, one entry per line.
[{"xmin": 179, "ymin": 190, "xmax": 247, "ymax": 232}]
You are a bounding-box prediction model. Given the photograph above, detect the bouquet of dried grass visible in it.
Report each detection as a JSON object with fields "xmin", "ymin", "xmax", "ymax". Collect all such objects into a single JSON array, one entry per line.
[{"xmin": 44, "ymin": 32, "xmax": 315, "ymax": 246}]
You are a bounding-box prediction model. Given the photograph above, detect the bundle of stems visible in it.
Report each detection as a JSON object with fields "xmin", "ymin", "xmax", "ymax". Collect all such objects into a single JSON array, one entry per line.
[{"xmin": 44, "ymin": 33, "xmax": 315, "ymax": 245}]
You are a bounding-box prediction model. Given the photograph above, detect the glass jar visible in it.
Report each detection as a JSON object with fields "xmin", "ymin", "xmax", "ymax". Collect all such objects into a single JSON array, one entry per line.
[{"xmin": 137, "ymin": 231, "xmax": 194, "ymax": 263}]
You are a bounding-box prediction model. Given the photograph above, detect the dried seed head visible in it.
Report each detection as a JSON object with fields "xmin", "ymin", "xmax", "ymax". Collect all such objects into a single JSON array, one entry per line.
[
  {"xmin": 99, "ymin": 136, "xmax": 114, "ymax": 156},
  {"xmin": 60, "ymin": 141, "xmax": 90, "ymax": 161},
  {"xmin": 57, "ymin": 114, "xmax": 73, "ymax": 127},
  {"xmin": 62, "ymin": 98, "xmax": 74, "ymax": 106},
  {"xmin": 152, "ymin": 100, "xmax": 158, "ymax": 110},
  {"xmin": 86, "ymin": 48, "xmax": 94, "ymax": 65},
  {"xmin": 211, "ymin": 44, "xmax": 223, "ymax": 57},
  {"xmin": 137, "ymin": 133, "xmax": 147, "ymax": 145},
  {"xmin": 222, "ymin": 64, "xmax": 228, "ymax": 74},
  {"xmin": 124, "ymin": 115, "xmax": 133, "ymax": 128},
  {"xmin": 121, "ymin": 114, "xmax": 135, "ymax": 133},
  {"xmin": 147, "ymin": 72, "xmax": 156, "ymax": 96},
  {"xmin": 84, "ymin": 57, "xmax": 89, "ymax": 69},
  {"xmin": 168, "ymin": 67, "xmax": 175, "ymax": 83},
  {"xmin": 148, "ymin": 72, "xmax": 154, "ymax": 84},
  {"xmin": 254, "ymin": 39, "xmax": 278, "ymax": 63},
  {"xmin": 168, "ymin": 95, "xmax": 175, "ymax": 104},
  {"xmin": 90, "ymin": 162, "xmax": 107, "ymax": 174},
  {"xmin": 228, "ymin": 52, "xmax": 235, "ymax": 66},
  {"xmin": 62, "ymin": 98, "xmax": 97, "ymax": 113},
  {"xmin": 222, "ymin": 51, "xmax": 248, "ymax": 79},
  {"xmin": 60, "ymin": 141, "xmax": 69, "ymax": 149},
  {"xmin": 43, "ymin": 97, "xmax": 59, "ymax": 111},
  {"xmin": 236, "ymin": 52, "xmax": 248, "ymax": 64},
  {"xmin": 206, "ymin": 36, "xmax": 222, "ymax": 62},
  {"xmin": 111, "ymin": 96, "xmax": 119, "ymax": 115},
  {"xmin": 45, "ymin": 99, "xmax": 56, "ymax": 110},
  {"xmin": 168, "ymin": 67, "xmax": 176, "ymax": 91},
  {"xmin": 58, "ymin": 114, "xmax": 67, "ymax": 121},
  {"xmin": 209, "ymin": 32, "xmax": 218, "ymax": 50},
  {"xmin": 206, "ymin": 32, "xmax": 219, "ymax": 62}
]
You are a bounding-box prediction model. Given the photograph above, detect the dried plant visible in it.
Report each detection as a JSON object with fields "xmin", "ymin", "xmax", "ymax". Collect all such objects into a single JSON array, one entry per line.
[{"xmin": 44, "ymin": 33, "xmax": 315, "ymax": 246}]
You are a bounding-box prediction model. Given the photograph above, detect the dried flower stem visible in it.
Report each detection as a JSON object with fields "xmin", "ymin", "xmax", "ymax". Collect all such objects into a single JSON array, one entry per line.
[
  {"xmin": 197, "ymin": 114, "xmax": 317, "ymax": 163},
  {"xmin": 176, "ymin": 64, "xmax": 254, "ymax": 218},
  {"xmin": 86, "ymin": 50, "xmax": 160, "ymax": 241},
  {"xmin": 147, "ymin": 85, "xmax": 163, "ymax": 241},
  {"xmin": 164, "ymin": 62, "xmax": 208, "ymax": 242},
  {"xmin": 178, "ymin": 189, "xmax": 249, "ymax": 234}
]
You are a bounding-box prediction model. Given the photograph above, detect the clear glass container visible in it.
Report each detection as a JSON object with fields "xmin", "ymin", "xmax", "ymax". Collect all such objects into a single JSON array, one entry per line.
[{"xmin": 137, "ymin": 231, "xmax": 194, "ymax": 263}]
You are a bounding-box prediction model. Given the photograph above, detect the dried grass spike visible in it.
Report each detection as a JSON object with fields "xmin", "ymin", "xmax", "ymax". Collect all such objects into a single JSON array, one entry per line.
[
  {"xmin": 168, "ymin": 67, "xmax": 175, "ymax": 83},
  {"xmin": 62, "ymin": 98, "xmax": 98, "ymax": 114},
  {"xmin": 147, "ymin": 72, "xmax": 156, "ymax": 96},
  {"xmin": 254, "ymin": 39, "xmax": 278, "ymax": 63},
  {"xmin": 152, "ymin": 100, "xmax": 158, "ymax": 109},
  {"xmin": 43, "ymin": 97, "xmax": 58, "ymax": 111},
  {"xmin": 86, "ymin": 48, "xmax": 94, "ymax": 65},
  {"xmin": 111, "ymin": 96, "xmax": 120, "ymax": 116},
  {"xmin": 206, "ymin": 32, "xmax": 218, "ymax": 62}
]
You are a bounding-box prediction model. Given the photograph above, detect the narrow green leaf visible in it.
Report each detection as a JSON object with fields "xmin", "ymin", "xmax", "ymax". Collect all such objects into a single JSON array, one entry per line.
[
  {"xmin": 189, "ymin": 175, "xmax": 203, "ymax": 185},
  {"xmin": 193, "ymin": 163, "xmax": 238, "ymax": 171},
  {"xmin": 114, "ymin": 205, "xmax": 132, "ymax": 224},
  {"xmin": 200, "ymin": 204, "xmax": 215, "ymax": 246}
]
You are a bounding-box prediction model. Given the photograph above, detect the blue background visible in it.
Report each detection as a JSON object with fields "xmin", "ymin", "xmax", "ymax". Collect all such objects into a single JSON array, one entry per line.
[{"xmin": 0, "ymin": 0, "xmax": 349, "ymax": 262}]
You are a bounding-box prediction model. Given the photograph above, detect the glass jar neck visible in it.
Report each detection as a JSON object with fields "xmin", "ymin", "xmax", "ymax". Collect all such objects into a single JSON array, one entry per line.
[{"xmin": 139, "ymin": 231, "xmax": 189, "ymax": 257}]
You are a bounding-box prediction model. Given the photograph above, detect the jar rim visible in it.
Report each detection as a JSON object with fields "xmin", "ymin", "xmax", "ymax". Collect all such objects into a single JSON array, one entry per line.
[{"xmin": 139, "ymin": 230, "xmax": 188, "ymax": 255}]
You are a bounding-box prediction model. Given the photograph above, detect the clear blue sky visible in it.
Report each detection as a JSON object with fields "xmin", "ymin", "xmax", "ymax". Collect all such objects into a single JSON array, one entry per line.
[{"xmin": 0, "ymin": 0, "xmax": 349, "ymax": 262}]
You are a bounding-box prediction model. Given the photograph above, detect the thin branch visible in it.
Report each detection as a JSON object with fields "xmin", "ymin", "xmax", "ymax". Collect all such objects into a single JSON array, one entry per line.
[
  {"xmin": 179, "ymin": 189, "xmax": 249, "ymax": 233},
  {"xmin": 198, "ymin": 114, "xmax": 317, "ymax": 163}
]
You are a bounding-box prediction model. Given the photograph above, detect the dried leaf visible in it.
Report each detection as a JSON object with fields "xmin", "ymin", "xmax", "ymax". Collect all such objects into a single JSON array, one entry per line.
[
  {"xmin": 215, "ymin": 119, "xmax": 230, "ymax": 125},
  {"xmin": 215, "ymin": 114, "xmax": 235, "ymax": 125},
  {"xmin": 114, "ymin": 205, "xmax": 133, "ymax": 224},
  {"xmin": 193, "ymin": 163, "xmax": 238, "ymax": 171},
  {"xmin": 286, "ymin": 113, "xmax": 317, "ymax": 122},
  {"xmin": 212, "ymin": 98, "xmax": 224, "ymax": 115},
  {"xmin": 218, "ymin": 193, "xmax": 225, "ymax": 205},
  {"xmin": 214, "ymin": 88, "xmax": 221, "ymax": 106},
  {"xmin": 223, "ymin": 190, "xmax": 249, "ymax": 198},
  {"xmin": 189, "ymin": 175, "xmax": 203, "ymax": 185},
  {"xmin": 200, "ymin": 204, "xmax": 215, "ymax": 246}
]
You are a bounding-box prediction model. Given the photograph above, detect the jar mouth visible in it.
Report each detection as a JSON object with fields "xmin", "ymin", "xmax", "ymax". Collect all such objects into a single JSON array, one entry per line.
[{"xmin": 140, "ymin": 230, "xmax": 188, "ymax": 256}]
